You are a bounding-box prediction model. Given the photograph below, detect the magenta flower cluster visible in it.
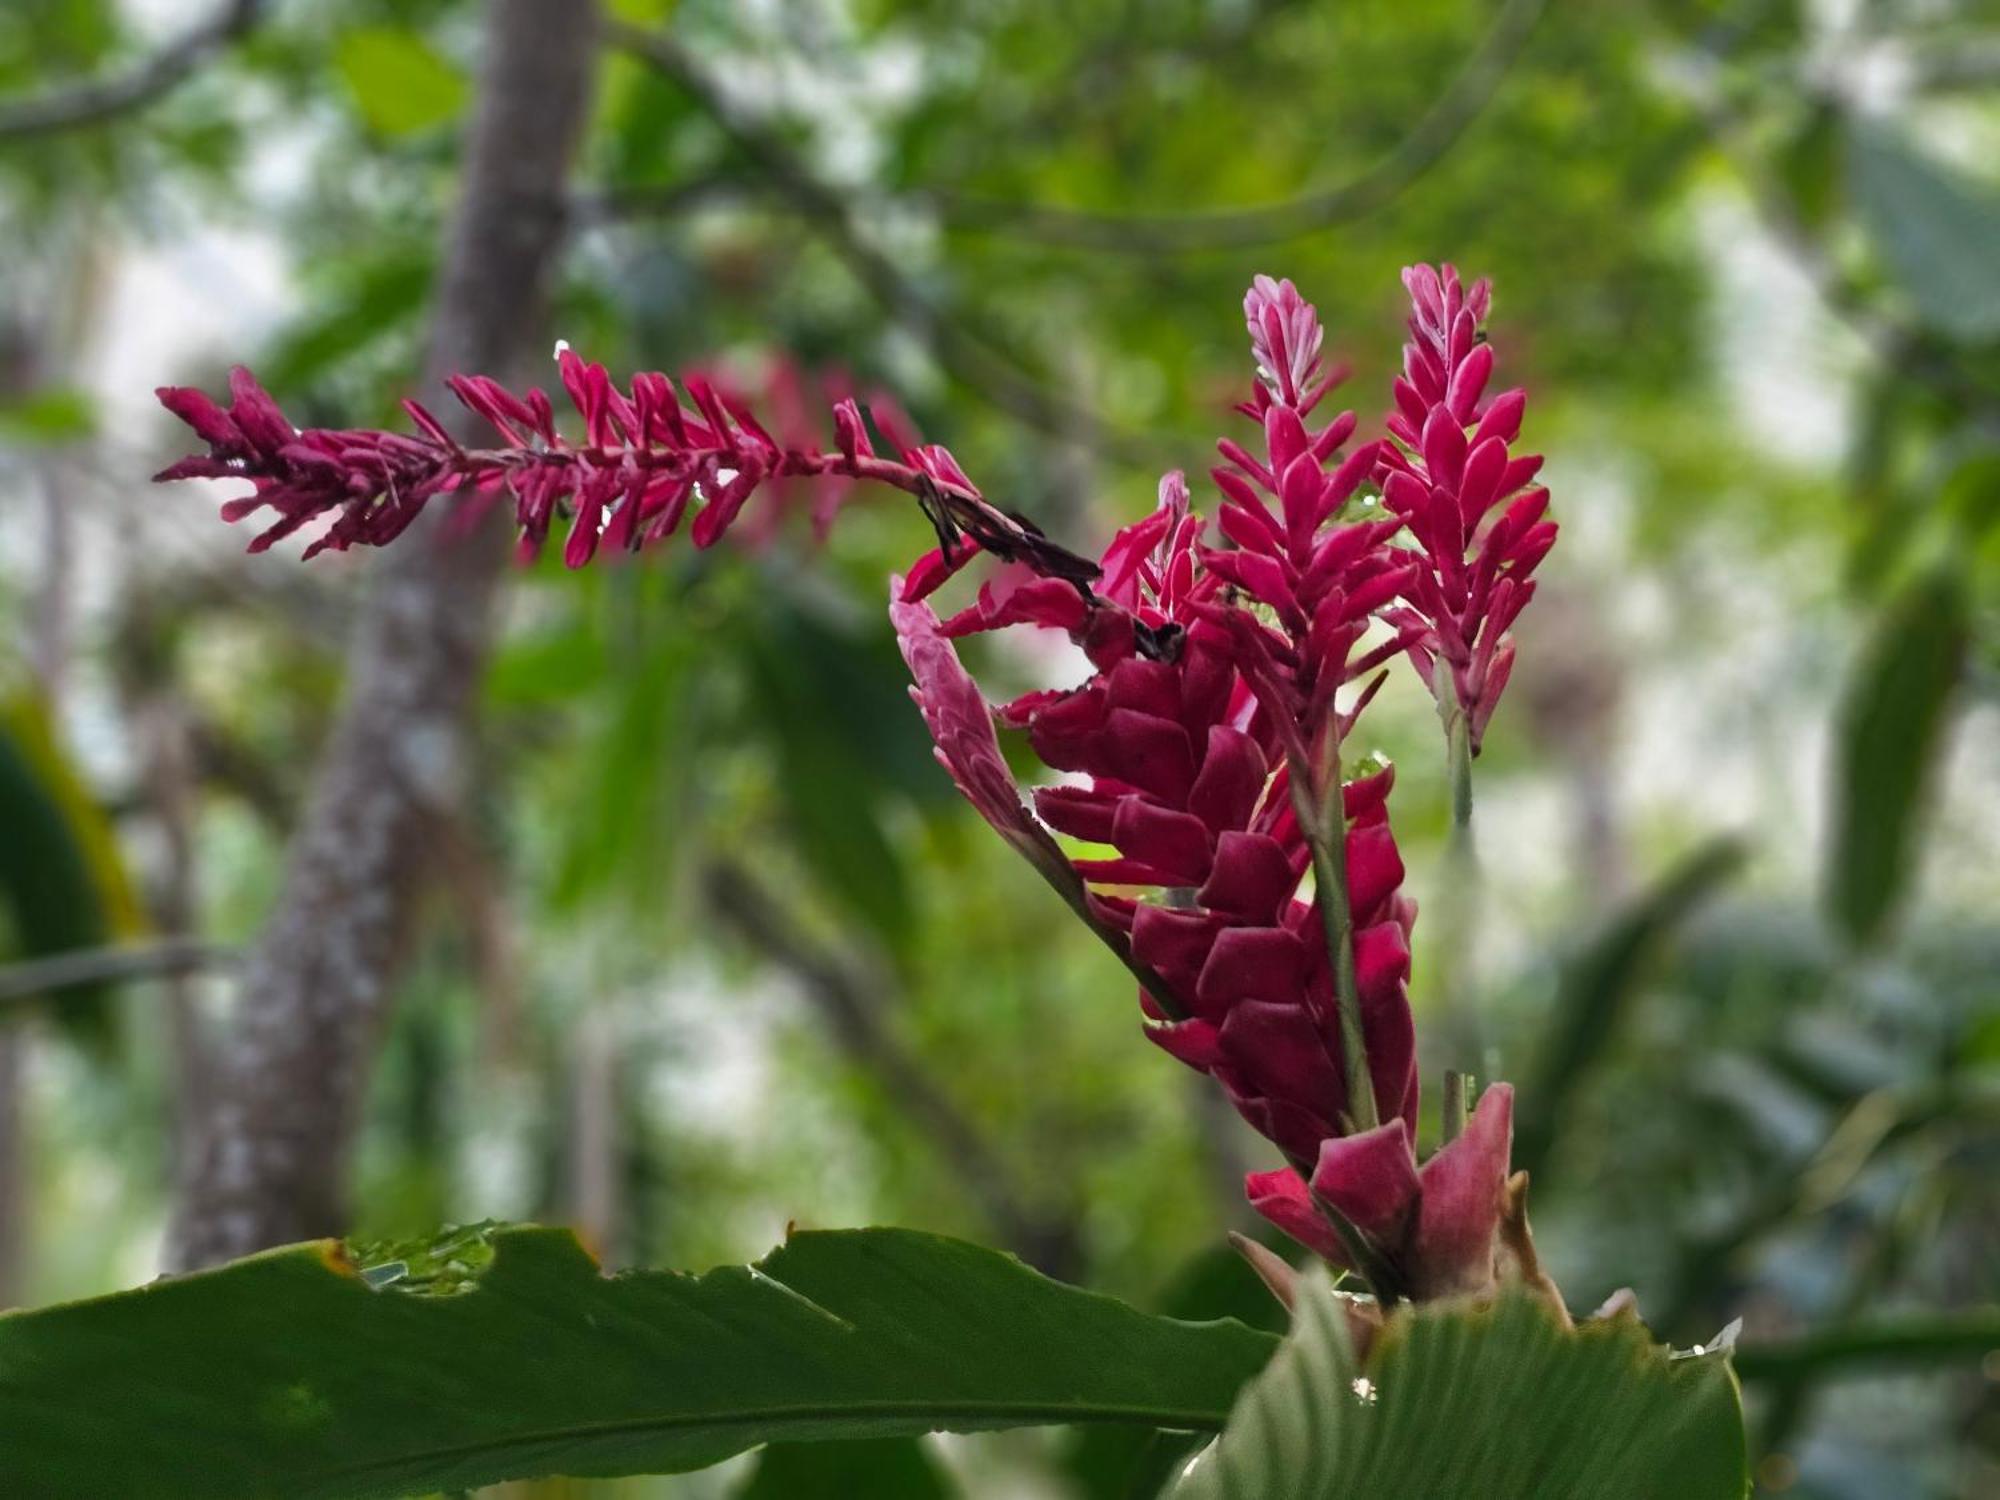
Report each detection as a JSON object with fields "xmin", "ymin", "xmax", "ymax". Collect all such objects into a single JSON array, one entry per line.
[
  {"xmin": 890, "ymin": 270, "xmax": 1552, "ymax": 1301},
  {"xmin": 157, "ymin": 265, "xmax": 1556, "ymax": 1305}
]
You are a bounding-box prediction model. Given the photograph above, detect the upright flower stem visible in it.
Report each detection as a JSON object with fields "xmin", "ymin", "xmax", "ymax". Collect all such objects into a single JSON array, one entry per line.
[
  {"xmin": 1446, "ymin": 696, "xmax": 1476, "ymax": 839},
  {"xmin": 1441, "ymin": 1070, "xmax": 1469, "ymax": 1144},
  {"xmin": 1291, "ymin": 712, "xmax": 1379, "ymax": 1135},
  {"xmin": 1433, "ymin": 664, "xmax": 1484, "ymax": 1047}
]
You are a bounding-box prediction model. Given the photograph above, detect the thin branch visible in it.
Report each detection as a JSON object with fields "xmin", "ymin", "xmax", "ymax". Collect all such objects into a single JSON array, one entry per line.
[
  {"xmin": 591, "ymin": 0, "xmax": 1543, "ymax": 256},
  {"xmin": 0, "ymin": 941, "xmax": 234, "ymax": 1007},
  {"xmin": 1734, "ymin": 1310, "xmax": 2000, "ymax": 1383},
  {"xmin": 702, "ymin": 857, "xmax": 1081, "ymax": 1276},
  {"xmin": 569, "ymin": 171, "xmax": 744, "ymax": 226},
  {"xmin": 0, "ymin": 0, "xmax": 264, "ymax": 142},
  {"xmin": 910, "ymin": 0, "xmax": 1547, "ymax": 253},
  {"xmin": 603, "ymin": 19, "xmax": 1172, "ymax": 471}
]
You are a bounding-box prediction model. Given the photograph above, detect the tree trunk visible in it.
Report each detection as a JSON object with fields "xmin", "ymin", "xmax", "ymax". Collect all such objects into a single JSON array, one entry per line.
[{"xmin": 166, "ymin": 0, "xmax": 598, "ymax": 1270}]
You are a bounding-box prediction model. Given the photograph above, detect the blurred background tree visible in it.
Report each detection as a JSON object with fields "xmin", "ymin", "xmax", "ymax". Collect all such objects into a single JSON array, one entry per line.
[{"xmin": 0, "ymin": 0, "xmax": 1994, "ymax": 1495}]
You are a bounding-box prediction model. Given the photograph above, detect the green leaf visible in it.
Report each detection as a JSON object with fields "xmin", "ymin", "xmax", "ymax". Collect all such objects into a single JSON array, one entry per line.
[
  {"xmin": 1173, "ymin": 1276, "xmax": 1748, "ymax": 1499},
  {"xmin": 1062, "ymin": 1238, "xmax": 1294, "ymax": 1499},
  {"xmin": 261, "ymin": 251, "xmax": 434, "ymax": 392},
  {"xmin": 333, "ymin": 27, "xmax": 469, "ymax": 138},
  {"xmin": 1513, "ymin": 838, "xmax": 1746, "ymax": 1180},
  {"xmin": 1776, "ymin": 103, "xmax": 1840, "ymax": 234},
  {"xmin": 0, "ymin": 1224, "xmax": 1278, "ymax": 1499},
  {"xmin": 1823, "ymin": 568, "xmax": 1968, "ymax": 947},
  {"xmin": 734, "ymin": 1437, "xmax": 959, "ymax": 1498},
  {"xmin": 743, "ymin": 599, "xmax": 921, "ymax": 951},
  {"xmin": 1849, "ymin": 126, "xmax": 2000, "ymax": 342},
  {"xmin": 0, "ymin": 387, "xmax": 96, "ymax": 443},
  {"xmin": 0, "ymin": 693, "xmax": 141, "ymax": 1047}
]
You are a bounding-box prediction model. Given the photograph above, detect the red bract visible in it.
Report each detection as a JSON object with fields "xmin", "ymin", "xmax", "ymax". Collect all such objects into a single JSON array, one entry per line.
[
  {"xmin": 1376, "ymin": 264, "xmax": 1556, "ymax": 752},
  {"xmin": 154, "ymin": 349, "xmax": 993, "ymax": 566},
  {"xmin": 891, "ymin": 271, "xmax": 1549, "ymax": 1304}
]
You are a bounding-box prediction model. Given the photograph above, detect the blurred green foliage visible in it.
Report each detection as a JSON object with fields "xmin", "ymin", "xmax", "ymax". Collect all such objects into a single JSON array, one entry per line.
[{"xmin": 1, "ymin": 0, "xmax": 1996, "ymax": 1495}]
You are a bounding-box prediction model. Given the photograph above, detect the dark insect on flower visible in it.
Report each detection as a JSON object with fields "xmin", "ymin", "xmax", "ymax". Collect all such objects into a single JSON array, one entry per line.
[{"xmin": 911, "ymin": 472, "xmax": 1103, "ymax": 602}]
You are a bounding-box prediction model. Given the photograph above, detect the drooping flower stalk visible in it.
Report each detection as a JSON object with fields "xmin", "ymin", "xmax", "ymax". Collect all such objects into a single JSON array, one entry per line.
[{"xmin": 154, "ymin": 349, "xmax": 1051, "ymax": 573}]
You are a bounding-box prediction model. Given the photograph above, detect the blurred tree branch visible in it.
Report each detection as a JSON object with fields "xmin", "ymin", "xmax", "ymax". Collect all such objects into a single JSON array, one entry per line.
[
  {"xmin": 0, "ymin": 940, "xmax": 233, "ymax": 1007},
  {"xmin": 594, "ymin": 0, "xmax": 1545, "ymax": 256},
  {"xmin": 1736, "ymin": 1310, "xmax": 2000, "ymax": 1383},
  {"xmin": 913, "ymin": 0, "xmax": 1548, "ymax": 253},
  {"xmin": 604, "ymin": 19, "xmax": 1172, "ymax": 472},
  {"xmin": 0, "ymin": 0, "xmax": 265, "ymax": 142},
  {"xmin": 165, "ymin": 0, "xmax": 600, "ymax": 1271},
  {"xmin": 703, "ymin": 857, "xmax": 1082, "ymax": 1278},
  {"xmin": 571, "ymin": 171, "xmax": 744, "ymax": 227}
]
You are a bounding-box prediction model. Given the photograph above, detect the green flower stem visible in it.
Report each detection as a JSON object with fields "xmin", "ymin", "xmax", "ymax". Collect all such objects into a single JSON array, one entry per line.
[
  {"xmin": 1432, "ymin": 663, "xmax": 1483, "ymax": 1049},
  {"xmin": 1441, "ymin": 1070, "xmax": 1469, "ymax": 1145},
  {"xmin": 1289, "ymin": 712, "xmax": 1379, "ymax": 1137}
]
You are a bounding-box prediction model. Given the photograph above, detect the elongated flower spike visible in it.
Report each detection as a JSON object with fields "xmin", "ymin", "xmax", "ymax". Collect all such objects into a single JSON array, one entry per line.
[
  {"xmin": 154, "ymin": 348, "xmax": 1008, "ymax": 569},
  {"xmin": 1376, "ymin": 263, "xmax": 1556, "ymax": 754},
  {"xmin": 892, "ymin": 271, "xmax": 1550, "ymax": 1307}
]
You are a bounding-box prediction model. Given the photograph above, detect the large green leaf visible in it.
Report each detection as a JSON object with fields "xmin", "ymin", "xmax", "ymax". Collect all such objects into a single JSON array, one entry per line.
[
  {"xmin": 1823, "ymin": 568, "xmax": 1967, "ymax": 947},
  {"xmin": 734, "ymin": 1436, "xmax": 959, "ymax": 1498},
  {"xmin": 1173, "ymin": 1275, "xmax": 1748, "ymax": 1499},
  {"xmin": 1849, "ymin": 127, "xmax": 2000, "ymax": 342},
  {"xmin": 0, "ymin": 1224, "xmax": 1278, "ymax": 1499},
  {"xmin": 1061, "ymin": 1238, "xmax": 1294, "ymax": 1499}
]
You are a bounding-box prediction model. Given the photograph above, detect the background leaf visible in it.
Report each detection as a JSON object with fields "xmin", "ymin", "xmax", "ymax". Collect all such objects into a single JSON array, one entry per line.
[
  {"xmin": 1848, "ymin": 127, "xmax": 2000, "ymax": 342},
  {"xmin": 0, "ymin": 693, "xmax": 141, "ymax": 1047},
  {"xmin": 1173, "ymin": 1276, "xmax": 1748, "ymax": 1500},
  {"xmin": 1823, "ymin": 568, "xmax": 1968, "ymax": 947},
  {"xmin": 0, "ymin": 387, "xmax": 96, "ymax": 444},
  {"xmin": 0, "ymin": 1224, "xmax": 1278, "ymax": 1499},
  {"xmin": 743, "ymin": 595, "xmax": 928, "ymax": 953},
  {"xmin": 1513, "ymin": 838, "xmax": 1747, "ymax": 1181},
  {"xmin": 333, "ymin": 27, "xmax": 469, "ymax": 138}
]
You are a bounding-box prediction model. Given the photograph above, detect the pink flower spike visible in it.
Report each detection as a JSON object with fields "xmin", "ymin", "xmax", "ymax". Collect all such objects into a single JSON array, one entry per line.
[
  {"xmin": 1244, "ymin": 274, "xmax": 1325, "ymax": 406},
  {"xmin": 1376, "ymin": 266, "xmax": 1555, "ymax": 751}
]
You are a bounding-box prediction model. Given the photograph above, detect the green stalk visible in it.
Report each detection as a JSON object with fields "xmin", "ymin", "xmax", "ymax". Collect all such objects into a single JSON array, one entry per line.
[
  {"xmin": 1446, "ymin": 694, "xmax": 1475, "ymax": 843},
  {"xmin": 1441, "ymin": 1070, "xmax": 1468, "ymax": 1145},
  {"xmin": 1432, "ymin": 660, "xmax": 1483, "ymax": 1046},
  {"xmin": 1288, "ymin": 713, "xmax": 1379, "ymax": 1136}
]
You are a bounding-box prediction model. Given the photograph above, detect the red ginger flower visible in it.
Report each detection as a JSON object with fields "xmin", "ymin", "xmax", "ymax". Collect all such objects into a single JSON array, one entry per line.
[
  {"xmin": 1376, "ymin": 264, "xmax": 1556, "ymax": 753},
  {"xmin": 892, "ymin": 272, "xmax": 1543, "ymax": 1304},
  {"xmin": 154, "ymin": 349, "xmax": 1002, "ymax": 568},
  {"xmin": 156, "ymin": 268, "xmax": 1550, "ymax": 1307}
]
